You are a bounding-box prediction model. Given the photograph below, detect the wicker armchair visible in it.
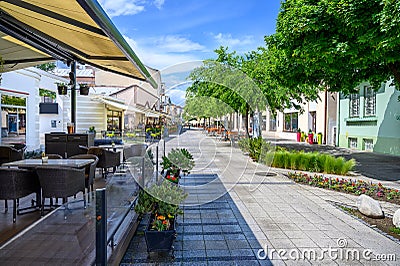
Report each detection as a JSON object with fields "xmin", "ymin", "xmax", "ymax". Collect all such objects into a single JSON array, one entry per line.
[
  {"xmin": 124, "ymin": 144, "xmax": 147, "ymax": 159},
  {"xmin": 0, "ymin": 146, "xmax": 24, "ymax": 165},
  {"xmin": 69, "ymin": 154, "xmax": 99, "ymax": 196},
  {"xmin": 88, "ymin": 147, "xmax": 120, "ymax": 178},
  {"xmin": 35, "ymin": 166, "xmax": 86, "ymax": 217},
  {"xmin": 0, "ymin": 168, "xmax": 40, "ymax": 223}
]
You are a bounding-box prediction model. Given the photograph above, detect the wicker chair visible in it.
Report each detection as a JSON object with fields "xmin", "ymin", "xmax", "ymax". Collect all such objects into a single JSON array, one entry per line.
[
  {"xmin": 0, "ymin": 146, "xmax": 24, "ymax": 165},
  {"xmin": 69, "ymin": 154, "xmax": 99, "ymax": 197},
  {"xmin": 124, "ymin": 144, "xmax": 147, "ymax": 159},
  {"xmin": 88, "ymin": 147, "xmax": 120, "ymax": 178},
  {"xmin": 35, "ymin": 166, "xmax": 86, "ymax": 217},
  {"xmin": 0, "ymin": 168, "xmax": 40, "ymax": 223}
]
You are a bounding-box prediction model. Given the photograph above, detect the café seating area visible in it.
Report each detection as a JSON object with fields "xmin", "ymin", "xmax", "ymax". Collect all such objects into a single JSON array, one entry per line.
[{"xmin": 0, "ymin": 140, "xmax": 138, "ymax": 225}]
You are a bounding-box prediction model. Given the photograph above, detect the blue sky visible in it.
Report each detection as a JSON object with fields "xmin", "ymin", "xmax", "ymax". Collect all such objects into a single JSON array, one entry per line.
[{"xmin": 98, "ymin": 0, "xmax": 281, "ymax": 104}]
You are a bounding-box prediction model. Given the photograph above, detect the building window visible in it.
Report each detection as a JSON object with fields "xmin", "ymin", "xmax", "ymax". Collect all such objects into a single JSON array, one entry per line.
[
  {"xmin": 107, "ymin": 110, "xmax": 122, "ymax": 132},
  {"xmin": 309, "ymin": 111, "xmax": 316, "ymax": 133},
  {"xmin": 269, "ymin": 112, "xmax": 276, "ymax": 132},
  {"xmin": 284, "ymin": 112, "xmax": 298, "ymax": 132},
  {"xmin": 349, "ymin": 93, "xmax": 360, "ymax": 117},
  {"xmin": 39, "ymin": 88, "xmax": 56, "ymax": 103},
  {"xmin": 348, "ymin": 137, "xmax": 358, "ymax": 149},
  {"xmin": 363, "ymin": 139, "xmax": 374, "ymax": 151},
  {"xmin": 364, "ymin": 86, "xmax": 376, "ymax": 117},
  {"xmin": 1, "ymin": 94, "xmax": 27, "ymax": 145}
]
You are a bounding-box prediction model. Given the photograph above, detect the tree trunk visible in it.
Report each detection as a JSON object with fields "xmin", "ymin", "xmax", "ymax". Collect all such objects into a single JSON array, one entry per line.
[{"xmin": 244, "ymin": 105, "xmax": 250, "ymax": 138}]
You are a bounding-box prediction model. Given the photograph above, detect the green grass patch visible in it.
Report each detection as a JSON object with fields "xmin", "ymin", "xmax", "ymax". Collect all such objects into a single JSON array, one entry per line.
[{"xmin": 390, "ymin": 227, "xmax": 400, "ymax": 235}]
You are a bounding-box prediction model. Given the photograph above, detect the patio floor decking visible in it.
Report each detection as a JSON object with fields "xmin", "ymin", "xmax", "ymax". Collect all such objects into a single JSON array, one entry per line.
[{"xmin": 0, "ymin": 168, "xmax": 138, "ymax": 265}]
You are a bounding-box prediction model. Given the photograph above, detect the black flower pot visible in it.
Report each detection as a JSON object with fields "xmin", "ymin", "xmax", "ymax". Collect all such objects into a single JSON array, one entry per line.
[
  {"xmin": 57, "ymin": 85, "xmax": 67, "ymax": 95},
  {"xmin": 144, "ymin": 215, "xmax": 176, "ymax": 253},
  {"xmin": 79, "ymin": 86, "xmax": 89, "ymax": 95}
]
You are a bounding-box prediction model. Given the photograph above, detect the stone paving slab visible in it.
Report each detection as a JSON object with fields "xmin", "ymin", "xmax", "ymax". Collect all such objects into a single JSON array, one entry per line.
[{"xmin": 120, "ymin": 174, "xmax": 274, "ymax": 265}]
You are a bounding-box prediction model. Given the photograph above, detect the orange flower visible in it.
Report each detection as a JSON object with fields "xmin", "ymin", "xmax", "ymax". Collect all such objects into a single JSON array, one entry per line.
[
  {"xmin": 162, "ymin": 220, "xmax": 168, "ymax": 225},
  {"xmin": 157, "ymin": 215, "xmax": 165, "ymax": 220}
]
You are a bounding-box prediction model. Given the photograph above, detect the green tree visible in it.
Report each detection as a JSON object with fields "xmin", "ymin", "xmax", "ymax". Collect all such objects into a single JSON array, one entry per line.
[
  {"xmin": 266, "ymin": 0, "xmax": 400, "ymax": 94},
  {"xmin": 184, "ymin": 96, "xmax": 234, "ymax": 126},
  {"xmin": 187, "ymin": 47, "xmax": 268, "ymax": 137},
  {"xmin": 36, "ymin": 62, "xmax": 56, "ymax": 72}
]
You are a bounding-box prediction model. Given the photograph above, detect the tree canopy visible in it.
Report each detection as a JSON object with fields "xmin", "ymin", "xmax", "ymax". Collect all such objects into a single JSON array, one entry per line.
[
  {"xmin": 35, "ymin": 62, "xmax": 56, "ymax": 72},
  {"xmin": 266, "ymin": 0, "xmax": 400, "ymax": 94}
]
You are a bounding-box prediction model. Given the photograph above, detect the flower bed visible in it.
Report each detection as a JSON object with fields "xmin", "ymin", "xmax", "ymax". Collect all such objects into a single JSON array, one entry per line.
[{"xmin": 288, "ymin": 172, "xmax": 400, "ymax": 205}]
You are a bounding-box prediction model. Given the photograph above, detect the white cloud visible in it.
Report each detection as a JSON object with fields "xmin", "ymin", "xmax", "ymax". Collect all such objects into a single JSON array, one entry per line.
[
  {"xmin": 98, "ymin": 0, "xmax": 165, "ymax": 17},
  {"xmin": 153, "ymin": 0, "xmax": 165, "ymax": 9},
  {"xmin": 156, "ymin": 36, "xmax": 205, "ymax": 53},
  {"xmin": 212, "ymin": 33, "xmax": 255, "ymax": 49},
  {"xmin": 124, "ymin": 35, "xmax": 206, "ymax": 69},
  {"xmin": 98, "ymin": 0, "xmax": 145, "ymax": 17},
  {"xmin": 167, "ymin": 88, "xmax": 187, "ymax": 105}
]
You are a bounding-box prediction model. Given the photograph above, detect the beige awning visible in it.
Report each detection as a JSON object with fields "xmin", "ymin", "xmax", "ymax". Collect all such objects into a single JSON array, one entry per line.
[
  {"xmin": 94, "ymin": 97, "xmax": 145, "ymax": 114},
  {"xmin": 0, "ymin": 0, "xmax": 157, "ymax": 88},
  {"xmin": 134, "ymin": 105, "xmax": 162, "ymax": 118}
]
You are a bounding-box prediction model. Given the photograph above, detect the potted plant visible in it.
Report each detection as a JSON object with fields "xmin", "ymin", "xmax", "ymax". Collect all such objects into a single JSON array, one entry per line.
[
  {"xmin": 308, "ymin": 129, "xmax": 314, "ymax": 144},
  {"xmin": 79, "ymin": 83, "xmax": 90, "ymax": 95},
  {"xmin": 296, "ymin": 128, "xmax": 301, "ymax": 142},
  {"xmin": 317, "ymin": 132, "xmax": 323, "ymax": 145},
  {"xmin": 88, "ymin": 126, "xmax": 96, "ymax": 136},
  {"xmin": 56, "ymin": 82, "xmax": 68, "ymax": 95},
  {"xmin": 300, "ymin": 131, "xmax": 306, "ymax": 142},
  {"xmin": 161, "ymin": 148, "xmax": 195, "ymax": 181},
  {"xmin": 134, "ymin": 181, "xmax": 188, "ymax": 253}
]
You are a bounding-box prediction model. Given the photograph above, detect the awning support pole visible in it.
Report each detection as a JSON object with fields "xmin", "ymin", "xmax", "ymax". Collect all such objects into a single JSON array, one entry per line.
[{"xmin": 70, "ymin": 61, "xmax": 77, "ymax": 126}]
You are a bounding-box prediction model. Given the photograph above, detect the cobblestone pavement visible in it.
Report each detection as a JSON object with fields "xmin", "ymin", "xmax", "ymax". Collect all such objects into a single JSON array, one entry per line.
[{"xmin": 122, "ymin": 130, "xmax": 400, "ymax": 265}]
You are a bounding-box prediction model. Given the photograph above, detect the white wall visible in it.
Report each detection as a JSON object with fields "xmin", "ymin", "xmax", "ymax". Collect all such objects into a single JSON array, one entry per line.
[
  {"xmin": 1, "ymin": 68, "xmax": 40, "ymax": 150},
  {"xmin": 1, "ymin": 67, "xmax": 68, "ymax": 150}
]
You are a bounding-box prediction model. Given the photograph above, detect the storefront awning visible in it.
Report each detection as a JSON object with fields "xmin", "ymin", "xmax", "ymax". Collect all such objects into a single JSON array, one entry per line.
[
  {"xmin": 0, "ymin": 0, "xmax": 157, "ymax": 88},
  {"xmin": 94, "ymin": 97, "xmax": 146, "ymax": 114},
  {"xmin": 133, "ymin": 105, "xmax": 163, "ymax": 118}
]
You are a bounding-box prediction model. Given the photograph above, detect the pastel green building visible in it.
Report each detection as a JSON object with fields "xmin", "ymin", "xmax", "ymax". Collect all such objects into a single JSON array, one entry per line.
[{"xmin": 337, "ymin": 81, "xmax": 400, "ymax": 155}]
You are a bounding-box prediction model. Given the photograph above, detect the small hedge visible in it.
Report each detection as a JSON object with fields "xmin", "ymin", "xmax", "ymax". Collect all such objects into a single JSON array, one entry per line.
[
  {"xmin": 262, "ymin": 150, "xmax": 356, "ymax": 175},
  {"xmin": 238, "ymin": 137, "xmax": 355, "ymax": 175},
  {"xmin": 238, "ymin": 137, "xmax": 273, "ymax": 161}
]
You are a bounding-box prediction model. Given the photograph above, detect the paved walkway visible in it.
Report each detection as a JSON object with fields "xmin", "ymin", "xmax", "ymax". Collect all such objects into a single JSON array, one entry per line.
[{"xmin": 122, "ymin": 130, "xmax": 400, "ymax": 265}]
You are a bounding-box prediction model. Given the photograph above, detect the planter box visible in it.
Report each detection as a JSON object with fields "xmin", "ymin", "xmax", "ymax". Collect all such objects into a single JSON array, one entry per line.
[
  {"xmin": 296, "ymin": 132, "xmax": 301, "ymax": 142},
  {"xmin": 144, "ymin": 216, "xmax": 176, "ymax": 253},
  {"xmin": 308, "ymin": 133, "xmax": 314, "ymax": 144}
]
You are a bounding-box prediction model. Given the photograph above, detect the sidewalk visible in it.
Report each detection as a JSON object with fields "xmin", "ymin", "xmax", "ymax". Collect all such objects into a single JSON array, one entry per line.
[{"xmin": 122, "ymin": 130, "xmax": 400, "ymax": 265}]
